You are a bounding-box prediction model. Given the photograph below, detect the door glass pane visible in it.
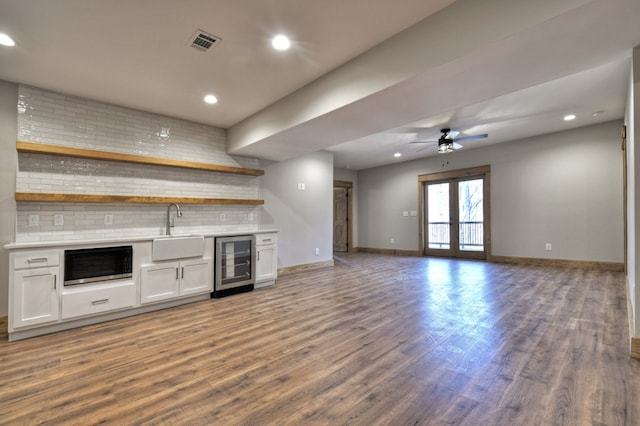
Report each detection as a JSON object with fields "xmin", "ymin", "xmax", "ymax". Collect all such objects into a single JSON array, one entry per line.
[
  {"xmin": 458, "ymin": 179, "xmax": 484, "ymax": 251},
  {"xmin": 427, "ymin": 182, "xmax": 450, "ymax": 250}
]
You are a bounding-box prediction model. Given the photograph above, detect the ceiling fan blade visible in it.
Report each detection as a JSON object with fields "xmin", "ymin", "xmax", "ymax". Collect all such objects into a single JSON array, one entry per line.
[
  {"xmin": 452, "ymin": 142, "xmax": 463, "ymax": 150},
  {"xmin": 410, "ymin": 140, "xmax": 437, "ymax": 144},
  {"xmin": 453, "ymin": 133, "xmax": 488, "ymax": 143},
  {"xmin": 444, "ymin": 130, "xmax": 459, "ymax": 139},
  {"xmin": 415, "ymin": 145, "xmax": 435, "ymax": 152}
]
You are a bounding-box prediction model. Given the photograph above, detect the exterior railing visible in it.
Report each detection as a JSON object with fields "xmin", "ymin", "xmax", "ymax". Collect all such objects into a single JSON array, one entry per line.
[
  {"xmin": 459, "ymin": 221, "xmax": 483, "ymax": 249},
  {"xmin": 428, "ymin": 221, "xmax": 483, "ymax": 250},
  {"xmin": 428, "ymin": 222, "xmax": 450, "ymax": 247}
]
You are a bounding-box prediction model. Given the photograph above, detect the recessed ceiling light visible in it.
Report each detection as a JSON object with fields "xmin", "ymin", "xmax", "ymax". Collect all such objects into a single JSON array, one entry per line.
[
  {"xmin": 592, "ymin": 110, "xmax": 604, "ymax": 117},
  {"xmin": 0, "ymin": 33, "xmax": 16, "ymax": 47},
  {"xmin": 204, "ymin": 94, "xmax": 218, "ymax": 104},
  {"xmin": 394, "ymin": 153, "xmax": 402, "ymax": 158},
  {"xmin": 563, "ymin": 114, "xmax": 576, "ymax": 121},
  {"xmin": 271, "ymin": 34, "xmax": 291, "ymax": 51}
]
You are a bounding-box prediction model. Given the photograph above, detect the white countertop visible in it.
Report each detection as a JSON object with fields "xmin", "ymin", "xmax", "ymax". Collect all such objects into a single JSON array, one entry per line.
[{"xmin": 4, "ymin": 229, "xmax": 279, "ymax": 250}]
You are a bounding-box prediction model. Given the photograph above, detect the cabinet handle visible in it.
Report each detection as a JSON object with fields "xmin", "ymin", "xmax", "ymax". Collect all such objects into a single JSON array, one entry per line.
[
  {"xmin": 176, "ymin": 268, "xmax": 179, "ymax": 280},
  {"xmin": 92, "ymin": 299, "xmax": 109, "ymax": 305},
  {"xmin": 53, "ymin": 275, "xmax": 56, "ymax": 290},
  {"xmin": 262, "ymin": 238, "xmax": 272, "ymax": 242},
  {"xmin": 27, "ymin": 257, "xmax": 48, "ymax": 263},
  {"xmin": 257, "ymin": 251, "xmax": 260, "ymax": 261},
  {"xmin": 181, "ymin": 267, "xmax": 184, "ymax": 279}
]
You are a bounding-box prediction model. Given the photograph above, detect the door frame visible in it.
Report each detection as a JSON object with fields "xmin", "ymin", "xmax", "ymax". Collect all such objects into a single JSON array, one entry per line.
[
  {"xmin": 334, "ymin": 180, "xmax": 353, "ymax": 253},
  {"xmin": 418, "ymin": 165, "xmax": 491, "ymax": 260},
  {"xmin": 622, "ymin": 125, "xmax": 627, "ymax": 273}
]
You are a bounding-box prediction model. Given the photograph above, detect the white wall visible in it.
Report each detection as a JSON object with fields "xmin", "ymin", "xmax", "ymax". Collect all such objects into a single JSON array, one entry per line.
[
  {"xmin": 357, "ymin": 121, "xmax": 624, "ymax": 263},
  {"xmin": 0, "ymin": 80, "xmax": 18, "ymax": 317},
  {"xmin": 259, "ymin": 151, "xmax": 334, "ymax": 268}
]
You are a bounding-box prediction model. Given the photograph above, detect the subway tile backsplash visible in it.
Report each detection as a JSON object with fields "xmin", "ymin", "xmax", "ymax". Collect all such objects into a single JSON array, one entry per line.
[{"xmin": 16, "ymin": 85, "xmax": 261, "ymax": 242}]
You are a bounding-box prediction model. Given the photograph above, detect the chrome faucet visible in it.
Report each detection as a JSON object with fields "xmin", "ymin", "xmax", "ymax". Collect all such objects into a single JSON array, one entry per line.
[{"xmin": 166, "ymin": 203, "xmax": 182, "ymax": 235}]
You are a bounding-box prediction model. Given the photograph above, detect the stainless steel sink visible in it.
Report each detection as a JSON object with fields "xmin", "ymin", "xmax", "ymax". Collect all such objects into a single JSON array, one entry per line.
[{"xmin": 152, "ymin": 235, "xmax": 205, "ymax": 261}]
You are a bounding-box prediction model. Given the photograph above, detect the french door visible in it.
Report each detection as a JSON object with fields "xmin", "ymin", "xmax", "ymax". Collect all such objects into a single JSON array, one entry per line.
[{"xmin": 419, "ymin": 166, "xmax": 490, "ymax": 260}]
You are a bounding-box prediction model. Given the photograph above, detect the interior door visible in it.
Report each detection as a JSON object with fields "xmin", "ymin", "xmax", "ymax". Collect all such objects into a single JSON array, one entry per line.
[
  {"xmin": 424, "ymin": 174, "xmax": 487, "ymax": 260},
  {"xmin": 333, "ymin": 188, "xmax": 348, "ymax": 252}
]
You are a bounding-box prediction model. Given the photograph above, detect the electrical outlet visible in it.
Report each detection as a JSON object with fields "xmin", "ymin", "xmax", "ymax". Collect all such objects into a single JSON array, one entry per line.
[
  {"xmin": 220, "ymin": 213, "xmax": 226, "ymax": 222},
  {"xmin": 248, "ymin": 212, "xmax": 254, "ymax": 221},
  {"xmin": 390, "ymin": 238, "xmax": 395, "ymax": 244},
  {"xmin": 28, "ymin": 214, "xmax": 39, "ymax": 227},
  {"xmin": 54, "ymin": 214, "xmax": 64, "ymax": 226},
  {"xmin": 545, "ymin": 243, "xmax": 552, "ymax": 251},
  {"xmin": 315, "ymin": 248, "xmax": 319, "ymax": 255},
  {"xmin": 104, "ymin": 215, "xmax": 113, "ymax": 225}
]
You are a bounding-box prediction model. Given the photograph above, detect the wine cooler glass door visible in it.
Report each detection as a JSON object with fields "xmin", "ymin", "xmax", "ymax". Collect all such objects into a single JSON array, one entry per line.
[{"xmin": 215, "ymin": 236, "xmax": 255, "ymax": 291}]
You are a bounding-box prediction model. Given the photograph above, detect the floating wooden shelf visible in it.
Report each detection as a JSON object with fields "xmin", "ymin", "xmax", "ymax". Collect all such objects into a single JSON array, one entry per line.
[
  {"xmin": 17, "ymin": 141, "xmax": 264, "ymax": 176},
  {"xmin": 15, "ymin": 193, "xmax": 264, "ymax": 205}
]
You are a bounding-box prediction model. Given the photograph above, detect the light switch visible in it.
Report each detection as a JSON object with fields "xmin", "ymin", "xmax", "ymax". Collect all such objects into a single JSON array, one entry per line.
[
  {"xmin": 54, "ymin": 214, "xmax": 64, "ymax": 226},
  {"xmin": 410, "ymin": 211, "xmax": 417, "ymax": 217},
  {"xmin": 403, "ymin": 211, "xmax": 409, "ymax": 217}
]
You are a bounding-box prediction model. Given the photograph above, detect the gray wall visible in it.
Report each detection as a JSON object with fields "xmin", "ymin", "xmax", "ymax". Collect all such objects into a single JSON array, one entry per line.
[
  {"xmin": 260, "ymin": 151, "xmax": 334, "ymax": 268},
  {"xmin": 357, "ymin": 120, "xmax": 624, "ymax": 263},
  {"xmin": 0, "ymin": 80, "xmax": 18, "ymax": 316}
]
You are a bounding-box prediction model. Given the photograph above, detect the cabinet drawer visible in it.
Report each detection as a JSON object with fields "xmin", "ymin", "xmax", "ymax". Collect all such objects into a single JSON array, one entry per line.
[
  {"xmin": 61, "ymin": 282, "xmax": 135, "ymax": 319},
  {"xmin": 256, "ymin": 233, "xmax": 277, "ymax": 246},
  {"xmin": 14, "ymin": 250, "xmax": 60, "ymax": 269}
]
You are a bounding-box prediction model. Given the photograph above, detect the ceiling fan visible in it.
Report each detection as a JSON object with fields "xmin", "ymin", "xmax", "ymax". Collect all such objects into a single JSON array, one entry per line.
[{"xmin": 411, "ymin": 128, "xmax": 488, "ymax": 153}]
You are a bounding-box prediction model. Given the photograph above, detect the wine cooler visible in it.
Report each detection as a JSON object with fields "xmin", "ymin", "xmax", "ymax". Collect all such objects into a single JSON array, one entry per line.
[{"xmin": 213, "ymin": 235, "xmax": 255, "ymax": 298}]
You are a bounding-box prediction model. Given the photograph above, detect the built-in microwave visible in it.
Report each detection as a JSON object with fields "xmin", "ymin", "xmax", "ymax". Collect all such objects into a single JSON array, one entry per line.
[{"xmin": 64, "ymin": 245, "xmax": 133, "ymax": 286}]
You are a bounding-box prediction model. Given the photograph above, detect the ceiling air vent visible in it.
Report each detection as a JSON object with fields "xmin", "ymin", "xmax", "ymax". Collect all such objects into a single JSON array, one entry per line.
[{"xmin": 188, "ymin": 30, "xmax": 221, "ymax": 52}]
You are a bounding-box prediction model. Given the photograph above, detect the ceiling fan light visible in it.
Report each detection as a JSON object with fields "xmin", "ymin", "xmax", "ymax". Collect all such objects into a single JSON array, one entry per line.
[{"xmin": 437, "ymin": 141, "xmax": 453, "ymax": 154}]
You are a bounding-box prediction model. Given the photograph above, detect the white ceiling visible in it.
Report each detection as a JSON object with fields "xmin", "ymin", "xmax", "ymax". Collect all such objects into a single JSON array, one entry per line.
[{"xmin": 1, "ymin": 0, "xmax": 639, "ymax": 170}]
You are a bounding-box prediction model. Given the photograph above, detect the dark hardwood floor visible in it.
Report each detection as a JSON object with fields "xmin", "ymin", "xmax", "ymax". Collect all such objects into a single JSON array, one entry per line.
[{"xmin": 0, "ymin": 253, "xmax": 638, "ymax": 425}]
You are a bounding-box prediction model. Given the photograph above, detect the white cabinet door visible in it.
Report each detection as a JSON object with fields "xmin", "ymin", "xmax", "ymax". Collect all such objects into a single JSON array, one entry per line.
[
  {"xmin": 179, "ymin": 258, "xmax": 212, "ymax": 296},
  {"xmin": 12, "ymin": 267, "xmax": 59, "ymax": 328},
  {"xmin": 255, "ymin": 245, "xmax": 277, "ymax": 284},
  {"xmin": 140, "ymin": 262, "xmax": 179, "ymax": 304}
]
